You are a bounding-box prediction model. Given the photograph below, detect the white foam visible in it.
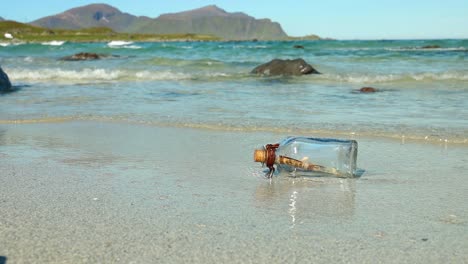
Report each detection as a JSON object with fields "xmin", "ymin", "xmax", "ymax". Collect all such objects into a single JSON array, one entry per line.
[
  {"xmin": 107, "ymin": 41, "xmax": 141, "ymax": 49},
  {"xmin": 23, "ymin": 57, "xmax": 34, "ymax": 63},
  {"xmin": 386, "ymin": 47, "xmax": 468, "ymax": 52},
  {"xmin": 9, "ymin": 68, "xmax": 121, "ymax": 82},
  {"xmin": 0, "ymin": 42, "xmax": 26, "ymax": 47},
  {"xmin": 123, "ymin": 45, "xmax": 142, "ymax": 49},
  {"xmin": 41, "ymin": 40, "xmax": 66, "ymax": 46},
  {"xmin": 8, "ymin": 68, "xmax": 193, "ymax": 83},
  {"xmin": 107, "ymin": 40, "xmax": 134, "ymax": 47},
  {"xmin": 134, "ymin": 70, "xmax": 191, "ymax": 80},
  {"xmin": 321, "ymin": 72, "xmax": 468, "ymax": 83}
]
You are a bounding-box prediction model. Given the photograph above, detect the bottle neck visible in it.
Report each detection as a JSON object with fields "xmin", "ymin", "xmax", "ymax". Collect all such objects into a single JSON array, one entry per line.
[{"xmin": 265, "ymin": 143, "xmax": 279, "ymax": 175}]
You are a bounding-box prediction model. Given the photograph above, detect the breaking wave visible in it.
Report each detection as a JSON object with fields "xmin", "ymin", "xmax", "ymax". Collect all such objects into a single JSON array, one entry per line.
[
  {"xmin": 386, "ymin": 47, "xmax": 468, "ymax": 52},
  {"xmin": 106, "ymin": 40, "xmax": 142, "ymax": 49},
  {"xmin": 319, "ymin": 71, "xmax": 468, "ymax": 83},
  {"xmin": 6, "ymin": 67, "xmax": 468, "ymax": 84},
  {"xmin": 107, "ymin": 40, "xmax": 133, "ymax": 46},
  {"xmin": 41, "ymin": 40, "xmax": 66, "ymax": 46},
  {"xmin": 7, "ymin": 68, "xmax": 234, "ymax": 83}
]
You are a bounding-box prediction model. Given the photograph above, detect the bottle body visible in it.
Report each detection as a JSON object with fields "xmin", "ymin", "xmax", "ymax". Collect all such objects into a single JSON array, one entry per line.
[{"xmin": 254, "ymin": 137, "xmax": 358, "ymax": 178}]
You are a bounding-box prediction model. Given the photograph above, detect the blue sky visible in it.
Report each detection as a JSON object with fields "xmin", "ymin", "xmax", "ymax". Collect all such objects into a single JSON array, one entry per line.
[{"xmin": 2, "ymin": 0, "xmax": 468, "ymax": 39}]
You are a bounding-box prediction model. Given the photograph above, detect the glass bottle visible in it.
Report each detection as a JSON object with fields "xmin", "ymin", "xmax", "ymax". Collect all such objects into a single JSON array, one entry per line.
[{"xmin": 254, "ymin": 136, "xmax": 358, "ymax": 178}]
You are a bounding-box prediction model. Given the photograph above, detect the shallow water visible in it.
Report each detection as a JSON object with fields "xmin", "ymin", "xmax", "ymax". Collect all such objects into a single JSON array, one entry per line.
[{"xmin": 1, "ymin": 39, "xmax": 467, "ymax": 144}]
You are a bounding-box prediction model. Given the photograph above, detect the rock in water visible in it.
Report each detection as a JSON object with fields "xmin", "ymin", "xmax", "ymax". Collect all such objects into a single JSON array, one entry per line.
[
  {"xmin": 60, "ymin": 52, "xmax": 101, "ymax": 61},
  {"xmin": 359, "ymin": 87, "xmax": 377, "ymax": 93},
  {"xmin": 251, "ymin": 58, "xmax": 319, "ymax": 76},
  {"xmin": 421, "ymin": 45, "xmax": 441, "ymax": 49},
  {"xmin": 0, "ymin": 66, "xmax": 12, "ymax": 92}
]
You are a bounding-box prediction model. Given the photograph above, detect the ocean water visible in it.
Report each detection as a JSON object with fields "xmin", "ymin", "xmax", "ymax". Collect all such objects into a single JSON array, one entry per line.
[{"xmin": 1, "ymin": 39, "xmax": 467, "ymax": 144}]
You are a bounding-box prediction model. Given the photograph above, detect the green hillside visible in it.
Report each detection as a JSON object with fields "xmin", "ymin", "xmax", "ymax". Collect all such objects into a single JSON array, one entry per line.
[{"xmin": 0, "ymin": 21, "xmax": 219, "ymax": 42}]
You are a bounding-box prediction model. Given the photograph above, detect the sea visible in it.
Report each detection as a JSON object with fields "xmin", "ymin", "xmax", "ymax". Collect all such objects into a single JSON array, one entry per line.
[{"xmin": 1, "ymin": 39, "xmax": 467, "ymax": 144}]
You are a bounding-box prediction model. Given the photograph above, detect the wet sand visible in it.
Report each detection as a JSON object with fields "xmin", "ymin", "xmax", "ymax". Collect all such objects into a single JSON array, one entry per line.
[{"xmin": 0, "ymin": 121, "xmax": 467, "ymax": 263}]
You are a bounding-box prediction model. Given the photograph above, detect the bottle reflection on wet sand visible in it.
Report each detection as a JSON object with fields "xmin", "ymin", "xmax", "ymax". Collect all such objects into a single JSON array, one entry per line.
[{"xmin": 254, "ymin": 178, "xmax": 356, "ymax": 228}]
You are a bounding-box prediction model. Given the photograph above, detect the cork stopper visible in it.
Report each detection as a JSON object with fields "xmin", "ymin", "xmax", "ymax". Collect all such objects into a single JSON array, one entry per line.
[{"xmin": 254, "ymin": 149, "xmax": 267, "ymax": 163}]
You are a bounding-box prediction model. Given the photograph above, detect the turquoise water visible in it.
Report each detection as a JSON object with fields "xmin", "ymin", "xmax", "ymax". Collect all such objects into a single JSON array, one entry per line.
[{"xmin": 1, "ymin": 39, "xmax": 467, "ymax": 143}]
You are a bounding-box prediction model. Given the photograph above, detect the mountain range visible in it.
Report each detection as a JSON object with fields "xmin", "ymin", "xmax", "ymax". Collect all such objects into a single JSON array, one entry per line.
[{"xmin": 29, "ymin": 4, "xmax": 288, "ymax": 40}]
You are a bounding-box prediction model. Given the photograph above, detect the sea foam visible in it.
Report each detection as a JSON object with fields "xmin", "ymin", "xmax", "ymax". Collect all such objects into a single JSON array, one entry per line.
[
  {"xmin": 320, "ymin": 72, "xmax": 468, "ymax": 83},
  {"xmin": 108, "ymin": 40, "xmax": 134, "ymax": 46},
  {"xmin": 8, "ymin": 68, "xmax": 193, "ymax": 83},
  {"xmin": 7, "ymin": 67, "xmax": 468, "ymax": 84},
  {"xmin": 41, "ymin": 40, "xmax": 66, "ymax": 46}
]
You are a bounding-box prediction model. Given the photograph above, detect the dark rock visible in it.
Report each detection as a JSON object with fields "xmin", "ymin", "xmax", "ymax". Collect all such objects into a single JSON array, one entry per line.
[
  {"xmin": 293, "ymin": 45, "xmax": 304, "ymax": 49},
  {"xmin": 421, "ymin": 45, "xmax": 441, "ymax": 49},
  {"xmin": 60, "ymin": 52, "xmax": 121, "ymax": 61},
  {"xmin": 251, "ymin": 58, "xmax": 319, "ymax": 76},
  {"xmin": 60, "ymin": 52, "xmax": 102, "ymax": 61},
  {"xmin": 0, "ymin": 66, "xmax": 12, "ymax": 93},
  {"xmin": 359, "ymin": 87, "xmax": 377, "ymax": 93}
]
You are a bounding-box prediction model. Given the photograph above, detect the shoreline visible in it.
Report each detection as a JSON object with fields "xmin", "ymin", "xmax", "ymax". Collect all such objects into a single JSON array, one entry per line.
[
  {"xmin": 1, "ymin": 118, "xmax": 467, "ymax": 147},
  {"xmin": 0, "ymin": 38, "xmax": 327, "ymax": 44},
  {"xmin": 2, "ymin": 37, "xmax": 467, "ymax": 45}
]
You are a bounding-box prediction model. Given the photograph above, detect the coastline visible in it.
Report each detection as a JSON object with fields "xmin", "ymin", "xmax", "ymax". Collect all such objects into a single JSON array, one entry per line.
[
  {"xmin": 1, "ymin": 121, "xmax": 467, "ymax": 263},
  {"xmin": 0, "ymin": 17, "xmax": 323, "ymax": 44},
  {"xmin": 0, "ymin": 38, "xmax": 325, "ymax": 45},
  {"xmin": 1, "ymin": 117, "xmax": 466, "ymax": 146}
]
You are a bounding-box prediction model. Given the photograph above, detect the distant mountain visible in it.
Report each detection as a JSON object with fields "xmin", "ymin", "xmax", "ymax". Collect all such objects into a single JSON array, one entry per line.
[
  {"xmin": 0, "ymin": 17, "xmax": 4, "ymax": 21},
  {"xmin": 29, "ymin": 4, "xmax": 288, "ymax": 40},
  {"xmin": 136, "ymin": 5, "xmax": 287, "ymax": 40},
  {"xmin": 30, "ymin": 4, "xmax": 152, "ymax": 32}
]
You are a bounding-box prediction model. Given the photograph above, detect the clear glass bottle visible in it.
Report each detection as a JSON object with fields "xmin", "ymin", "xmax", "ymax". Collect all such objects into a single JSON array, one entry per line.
[{"xmin": 254, "ymin": 137, "xmax": 358, "ymax": 178}]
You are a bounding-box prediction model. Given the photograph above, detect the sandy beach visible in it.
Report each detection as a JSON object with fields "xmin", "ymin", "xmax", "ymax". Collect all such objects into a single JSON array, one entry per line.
[{"xmin": 0, "ymin": 121, "xmax": 467, "ymax": 263}]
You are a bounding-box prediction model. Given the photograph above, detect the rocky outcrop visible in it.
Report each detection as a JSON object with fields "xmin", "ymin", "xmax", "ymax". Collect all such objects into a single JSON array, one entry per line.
[
  {"xmin": 421, "ymin": 45, "xmax": 441, "ymax": 49},
  {"xmin": 60, "ymin": 52, "xmax": 101, "ymax": 61},
  {"xmin": 251, "ymin": 58, "xmax": 319, "ymax": 76},
  {"xmin": 359, "ymin": 87, "xmax": 377, "ymax": 93},
  {"xmin": 0, "ymin": 66, "xmax": 12, "ymax": 93},
  {"xmin": 60, "ymin": 52, "xmax": 120, "ymax": 61}
]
